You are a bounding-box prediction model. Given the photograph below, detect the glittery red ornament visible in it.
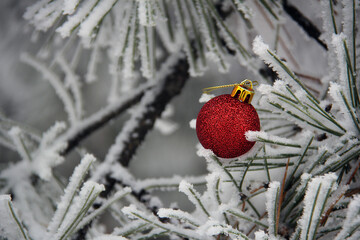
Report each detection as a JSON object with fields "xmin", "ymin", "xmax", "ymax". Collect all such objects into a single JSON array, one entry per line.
[{"xmin": 196, "ymin": 94, "xmax": 260, "ymax": 158}]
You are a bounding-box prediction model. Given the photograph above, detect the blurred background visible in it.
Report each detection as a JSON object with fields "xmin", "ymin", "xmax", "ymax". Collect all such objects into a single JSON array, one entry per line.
[{"xmin": 0, "ymin": 0, "xmax": 329, "ymax": 210}]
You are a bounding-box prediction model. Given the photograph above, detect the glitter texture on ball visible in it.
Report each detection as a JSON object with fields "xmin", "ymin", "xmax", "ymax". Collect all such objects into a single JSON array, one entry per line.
[{"xmin": 196, "ymin": 94, "xmax": 260, "ymax": 158}]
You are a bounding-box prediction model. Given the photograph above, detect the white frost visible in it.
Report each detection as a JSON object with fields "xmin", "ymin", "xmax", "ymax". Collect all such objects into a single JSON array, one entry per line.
[
  {"xmin": 199, "ymin": 93, "xmax": 215, "ymax": 103},
  {"xmin": 154, "ymin": 118, "xmax": 178, "ymax": 135},
  {"xmin": 122, "ymin": 205, "xmax": 202, "ymax": 239},
  {"xmin": 63, "ymin": 0, "xmax": 81, "ymax": 15},
  {"xmin": 265, "ymin": 181, "xmax": 280, "ymax": 236},
  {"xmin": 134, "ymin": 174, "xmax": 206, "ymax": 193},
  {"xmin": 335, "ymin": 195, "xmax": 360, "ymax": 240},
  {"xmin": 189, "ymin": 119, "xmax": 196, "ymax": 129},
  {"xmin": 299, "ymin": 173, "xmax": 337, "ymax": 240},
  {"xmin": 157, "ymin": 208, "xmax": 201, "ymax": 226},
  {"xmin": 179, "ymin": 180, "xmax": 209, "ymax": 219},
  {"xmin": 0, "ymin": 195, "xmax": 29, "ymax": 240},
  {"xmin": 8, "ymin": 127, "xmax": 31, "ymax": 162},
  {"xmin": 94, "ymin": 235, "xmax": 128, "ymax": 240},
  {"xmin": 246, "ymin": 131, "xmax": 300, "ymax": 146},
  {"xmin": 57, "ymin": 0, "xmax": 98, "ymax": 38},
  {"xmin": 54, "ymin": 181, "xmax": 105, "ymax": 239},
  {"xmin": 78, "ymin": 0, "xmax": 118, "ymax": 41},
  {"xmin": 48, "ymin": 154, "xmax": 96, "ymax": 233}
]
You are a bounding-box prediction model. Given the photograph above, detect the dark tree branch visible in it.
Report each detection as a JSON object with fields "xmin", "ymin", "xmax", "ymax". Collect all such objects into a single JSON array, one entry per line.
[
  {"xmin": 118, "ymin": 58, "xmax": 189, "ymax": 167},
  {"xmin": 73, "ymin": 55, "xmax": 189, "ymax": 240},
  {"xmin": 60, "ymin": 86, "xmax": 151, "ymax": 155},
  {"xmin": 283, "ymin": 0, "xmax": 328, "ymax": 50}
]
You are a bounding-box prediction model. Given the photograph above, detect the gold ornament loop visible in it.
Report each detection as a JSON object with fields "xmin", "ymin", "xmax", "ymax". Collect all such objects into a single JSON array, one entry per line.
[{"xmin": 202, "ymin": 79, "xmax": 257, "ymax": 104}]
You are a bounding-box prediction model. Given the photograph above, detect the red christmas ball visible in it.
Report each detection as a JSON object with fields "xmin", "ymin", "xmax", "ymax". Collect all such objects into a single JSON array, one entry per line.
[{"xmin": 196, "ymin": 94, "xmax": 260, "ymax": 158}]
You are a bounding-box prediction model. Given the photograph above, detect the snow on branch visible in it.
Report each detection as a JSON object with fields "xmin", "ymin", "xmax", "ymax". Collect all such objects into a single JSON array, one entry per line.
[
  {"xmin": 122, "ymin": 204, "xmax": 203, "ymax": 240},
  {"xmin": 77, "ymin": 0, "xmax": 118, "ymax": 43},
  {"xmin": 24, "ymin": 0, "xmax": 256, "ymax": 82},
  {"xmin": 328, "ymin": 82, "xmax": 360, "ymax": 134},
  {"xmin": 137, "ymin": 0, "xmax": 165, "ymax": 26},
  {"xmin": 98, "ymin": 53, "xmax": 189, "ymax": 172},
  {"xmin": 59, "ymin": 83, "xmax": 151, "ymax": 155},
  {"xmin": 282, "ymin": 0, "xmax": 327, "ymax": 49},
  {"xmin": 174, "ymin": 0, "xmax": 204, "ymax": 77},
  {"xmin": 56, "ymin": 0, "xmax": 98, "ymax": 38},
  {"xmin": 94, "ymin": 235, "xmax": 128, "ymax": 240},
  {"xmin": 3, "ymin": 122, "xmax": 67, "ymax": 181},
  {"xmin": 179, "ymin": 180, "xmax": 210, "ymax": 218},
  {"xmin": 221, "ymin": 204, "xmax": 268, "ymax": 229},
  {"xmin": 48, "ymin": 154, "xmax": 96, "ymax": 234},
  {"xmin": 331, "ymin": 33, "xmax": 360, "ymax": 109},
  {"xmin": 246, "ymin": 130, "xmax": 308, "ymax": 149},
  {"xmin": 8, "ymin": 127, "xmax": 32, "ymax": 162},
  {"xmin": 75, "ymin": 187, "xmax": 132, "ymax": 232},
  {"xmin": 112, "ymin": 220, "xmax": 151, "ymax": 238},
  {"xmin": 203, "ymin": 220, "xmax": 251, "ymax": 239},
  {"xmin": 56, "ymin": 55, "xmax": 83, "ymax": 120},
  {"xmin": 32, "ymin": 122, "xmax": 67, "ymax": 180},
  {"xmin": 194, "ymin": 0, "xmax": 229, "ymax": 73},
  {"xmin": 63, "ymin": 0, "xmax": 81, "ymax": 15},
  {"xmin": 256, "ymin": 80, "xmax": 347, "ymax": 136},
  {"xmin": 265, "ymin": 181, "xmax": 280, "ymax": 237},
  {"xmin": 0, "ymin": 195, "xmax": 30, "ymax": 240},
  {"xmin": 68, "ymin": 55, "xmax": 191, "ymax": 238},
  {"xmin": 134, "ymin": 175, "xmax": 206, "ymax": 192},
  {"xmin": 204, "ymin": 0, "xmax": 249, "ymax": 60},
  {"xmin": 231, "ymin": 0, "xmax": 253, "ymax": 19},
  {"xmin": 23, "ymin": 0, "xmax": 62, "ymax": 31},
  {"xmin": 253, "ymin": 36, "xmax": 318, "ymax": 103},
  {"xmin": 334, "ymin": 195, "xmax": 360, "ymax": 240},
  {"xmin": 54, "ymin": 180, "xmax": 105, "ymax": 240},
  {"xmin": 21, "ymin": 53, "xmax": 79, "ymax": 126},
  {"xmin": 139, "ymin": 25, "xmax": 156, "ymax": 79},
  {"xmin": 157, "ymin": 208, "xmax": 201, "ymax": 227},
  {"xmin": 298, "ymin": 173, "xmax": 337, "ymax": 240}
]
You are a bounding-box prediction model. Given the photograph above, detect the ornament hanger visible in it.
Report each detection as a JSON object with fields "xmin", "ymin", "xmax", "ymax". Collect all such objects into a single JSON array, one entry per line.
[{"xmin": 202, "ymin": 79, "xmax": 258, "ymax": 104}]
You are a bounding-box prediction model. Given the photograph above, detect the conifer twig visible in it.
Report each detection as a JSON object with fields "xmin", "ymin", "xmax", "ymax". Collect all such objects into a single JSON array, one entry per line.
[
  {"xmin": 282, "ymin": 0, "xmax": 327, "ymax": 50},
  {"xmin": 74, "ymin": 55, "xmax": 189, "ymax": 239},
  {"xmin": 114, "ymin": 56, "xmax": 189, "ymax": 167},
  {"xmin": 276, "ymin": 159, "xmax": 289, "ymax": 234},
  {"xmin": 60, "ymin": 86, "xmax": 149, "ymax": 155}
]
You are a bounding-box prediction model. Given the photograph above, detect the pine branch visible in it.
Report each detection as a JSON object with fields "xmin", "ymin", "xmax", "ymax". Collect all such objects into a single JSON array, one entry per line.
[
  {"xmin": 60, "ymin": 86, "xmax": 149, "ymax": 155},
  {"xmin": 101, "ymin": 54, "xmax": 189, "ymax": 209},
  {"xmin": 114, "ymin": 56, "xmax": 189, "ymax": 167},
  {"xmin": 282, "ymin": 0, "xmax": 328, "ymax": 50},
  {"xmin": 61, "ymin": 54, "xmax": 189, "ymax": 158},
  {"xmin": 73, "ymin": 55, "xmax": 189, "ymax": 239}
]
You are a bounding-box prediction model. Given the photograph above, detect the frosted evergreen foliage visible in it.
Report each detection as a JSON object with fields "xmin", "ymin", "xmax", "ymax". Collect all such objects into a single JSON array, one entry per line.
[{"xmin": 2, "ymin": 0, "xmax": 360, "ymax": 240}]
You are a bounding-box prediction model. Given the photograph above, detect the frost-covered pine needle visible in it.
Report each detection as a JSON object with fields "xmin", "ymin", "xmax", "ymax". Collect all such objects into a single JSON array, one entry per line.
[
  {"xmin": 54, "ymin": 181, "xmax": 105, "ymax": 239},
  {"xmin": 122, "ymin": 204, "xmax": 202, "ymax": 239},
  {"xmin": 75, "ymin": 187, "xmax": 132, "ymax": 232},
  {"xmin": 48, "ymin": 154, "xmax": 96, "ymax": 233},
  {"xmin": 21, "ymin": 53, "xmax": 78, "ymax": 126},
  {"xmin": 0, "ymin": 195, "xmax": 30, "ymax": 240},
  {"xmin": 8, "ymin": 127, "xmax": 32, "ymax": 162},
  {"xmin": 334, "ymin": 195, "xmax": 360, "ymax": 240},
  {"xmin": 265, "ymin": 181, "xmax": 280, "ymax": 236},
  {"xmin": 298, "ymin": 173, "xmax": 337, "ymax": 240}
]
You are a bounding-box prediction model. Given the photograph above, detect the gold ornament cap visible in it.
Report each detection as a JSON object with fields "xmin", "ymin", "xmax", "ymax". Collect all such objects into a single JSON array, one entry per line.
[
  {"xmin": 202, "ymin": 79, "xmax": 257, "ymax": 104},
  {"xmin": 230, "ymin": 79, "xmax": 255, "ymax": 104}
]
